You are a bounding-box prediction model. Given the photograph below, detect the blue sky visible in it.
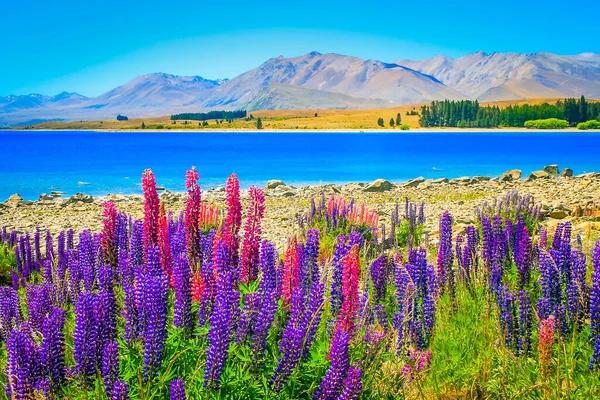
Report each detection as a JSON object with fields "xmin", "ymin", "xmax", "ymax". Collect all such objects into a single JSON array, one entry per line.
[{"xmin": 2, "ymin": 0, "xmax": 599, "ymax": 97}]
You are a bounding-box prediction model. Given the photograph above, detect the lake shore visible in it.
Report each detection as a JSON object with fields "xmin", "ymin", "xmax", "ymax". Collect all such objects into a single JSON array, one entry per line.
[{"xmin": 2, "ymin": 171, "xmax": 599, "ymax": 250}]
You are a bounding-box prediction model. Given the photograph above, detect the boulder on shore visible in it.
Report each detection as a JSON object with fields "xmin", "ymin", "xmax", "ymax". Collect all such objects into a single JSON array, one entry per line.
[
  {"xmin": 543, "ymin": 164, "xmax": 559, "ymax": 177},
  {"xmin": 364, "ymin": 179, "xmax": 393, "ymax": 192},
  {"xmin": 501, "ymin": 169, "xmax": 521, "ymax": 182},
  {"xmin": 561, "ymin": 168, "xmax": 573, "ymax": 177},
  {"xmin": 529, "ymin": 170, "xmax": 550, "ymax": 180},
  {"xmin": 4, "ymin": 193, "xmax": 23, "ymax": 207},
  {"xmin": 63, "ymin": 193, "xmax": 94, "ymax": 206},
  {"xmin": 402, "ymin": 177, "xmax": 424, "ymax": 188},
  {"xmin": 265, "ymin": 180, "xmax": 286, "ymax": 190}
]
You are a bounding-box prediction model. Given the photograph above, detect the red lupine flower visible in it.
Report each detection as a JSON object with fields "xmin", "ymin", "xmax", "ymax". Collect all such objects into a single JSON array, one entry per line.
[
  {"xmin": 101, "ymin": 201, "xmax": 118, "ymax": 269},
  {"xmin": 240, "ymin": 186, "xmax": 265, "ymax": 284},
  {"xmin": 184, "ymin": 167, "xmax": 202, "ymax": 267},
  {"xmin": 142, "ymin": 169, "xmax": 160, "ymax": 257},
  {"xmin": 281, "ymin": 237, "xmax": 301, "ymax": 307},
  {"xmin": 539, "ymin": 315, "xmax": 556, "ymax": 379},
  {"xmin": 158, "ymin": 203, "xmax": 173, "ymax": 282},
  {"xmin": 223, "ymin": 173, "xmax": 242, "ymax": 267},
  {"xmin": 191, "ymin": 270, "xmax": 204, "ymax": 303},
  {"xmin": 338, "ymin": 245, "xmax": 360, "ymax": 333},
  {"xmin": 199, "ymin": 204, "xmax": 220, "ymax": 231}
]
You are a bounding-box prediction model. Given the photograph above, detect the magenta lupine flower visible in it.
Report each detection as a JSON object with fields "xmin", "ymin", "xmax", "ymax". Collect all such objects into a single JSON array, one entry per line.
[
  {"xmin": 102, "ymin": 201, "xmax": 119, "ymax": 269},
  {"xmin": 337, "ymin": 245, "xmax": 360, "ymax": 333},
  {"xmin": 142, "ymin": 169, "xmax": 161, "ymax": 256},
  {"xmin": 6, "ymin": 329, "xmax": 42, "ymax": 399},
  {"xmin": 173, "ymin": 254, "xmax": 194, "ymax": 334},
  {"xmin": 337, "ymin": 364, "xmax": 362, "ymax": 400},
  {"xmin": 170, "ymin": 378, "xmax": 187, "ymax": 400},
  {"xmin": 74, "ymin": 292, "xmax": 99, "ymax": 385},
  {"xmin": 240, "ymin": 186, "xmax": 265, "ymax": 284},
  {"xmin": 330, "ymin": 235, "xmax": 350, "ymax": 316},
  {"xmin": 314, "ymin": 329, "xmax": 350, "ymax": 400},
  {"xmin": 102, "ymin": 341, "xmax": 120, "ymax": 398},
  {"xmin": 224, "ymin": 173, "xmax": 242, "ymax": 268},
  {"xmin": 204, "ymin": 241, "xmax": 236, "ymax": 389},
  {"xmin": 184, "ymin": 167, "xmax": 203, "ymax": 266},
  {"xmin": 143, "ymin": 271, "xmax": 169, "ymax": 380},
  {"xmin": 111, "ymin": 380, "xmax": 129, "ymax": 400}
]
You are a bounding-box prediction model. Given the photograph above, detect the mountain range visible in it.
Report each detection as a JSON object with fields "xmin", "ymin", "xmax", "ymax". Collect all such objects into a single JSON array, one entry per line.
[{"xmin": 2, "ymin": 51, "xmax": 600, "ymax": 126}]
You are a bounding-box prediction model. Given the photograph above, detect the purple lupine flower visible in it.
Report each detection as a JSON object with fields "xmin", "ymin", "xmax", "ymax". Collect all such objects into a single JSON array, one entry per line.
[
  {"xmin": 130, "ymin": 220, "xmax": 144, "ymax": 267},
  {"xmin": 337, "ymin": 364, "xmax": 362, "ymax": 400},
  {"xmin": 515, "ymin": 225, "xmax": 532, "ymax": 288},
  {"xmin": 517, "ymin": 290, "xmax": 532, "ymax": 356},
  {"xmin": 145, "ymin": 245, "xmax": 163, "ymax": 277},
  {"xmin": 102, "ymin": 341, "xmax": 120, "ymax": 398},
  {"xmin": 34, "ymin": 227, "xmax": 42, "ymax": 265},
  {"xmin": 481, "ymin": 215, "xmax": 493, "ymax": 269},
  {"xmin": 123, "ymin": 281, "xmax": 138, "ymax": 344},
  {"xmin": 0, "ymin": 287, "xmax": 21, "ymax": 341},
  {"xmin": 302, "ymin": 229, "xmax": 320, "ymax": 290},
  {"xmin": 143, "ymin": 271, "xmax": 169, "ymax": 379},
  {"xmin": 170, "ymin": 378, "xmax": 187, "ymax": 400},
  {"xmin": 46, "ymin": 229, "xmax": 54, "ymax": 263},
  {"xmin": 302, "ymin": 281, "xmax": 325, "ymax": 359},
  {"xmin": 498, "ymin": 286, "xmax": 516, "ymax": 349},
  {"xmin": 330, "ymin": 235, "xmax": 350, "ymax": 316},
  {"xmin": 252, "ymin": 287, "xmax": 277, "ymax": 363},
  {"xmin": 173, "ymin": 254, "xmax": 194, "ymax": 333},
  {"xmin": 370, "ymin": 255, "xmax": 388, "ymax": 302},
  {"xmin": 41, "ymin": 307, "xmax": 66, "ymax": 390},
  {"xmin": 112, "ymin": 380, "xmax": 129, "ymax": 400},
  {"xmin": 204, "ymin": 241, "xmax": 235, "ymax": 389},
  {"xmin": 27, "ymin": 283, "xmax": 52, "ymax": 332},
  {"xmin": 436, "ymin": 211, "xmax": 454, "ymax": 297},
  {"xmin": 258, "ymin": 240, "xmax": 277, "ymax": 295},
  {"xmin": 74, "ymin": 292, "xmax": 99, "ymax": 385},
  {"xmin": 119, "ymin": 248, "xmax": 134, "ymax": 286},
  {"xmin": 235, "ymin": 293, "xmax": 260, "ymax": 344},
  {"xmin": 271, "ymin": 287, "xmax": 306, "ymax": 392},
  {"xmin": 97, "ymin": 267, "xmax": 118, "ymax": 352},
  {"xmin": 375, "ymin": 304, "xmax": 388, "ymax": 332},
  {"xmin": 79, "ymin": 230, "xmax": 97, "ymax": 291},
  {"xmin": 6, "ymin": 329, "xmax": 42, "ymax": 399},
  {"xmin": 590, "ymin": 241, "xmax": 600, "ymax": 338},
  {"xmin": 314, "ymin": 329, "xmax": 350, "ymax": 400},
  {"xmin": 66, "ymin": 228, "xmax": 74, "ymax": 250}
]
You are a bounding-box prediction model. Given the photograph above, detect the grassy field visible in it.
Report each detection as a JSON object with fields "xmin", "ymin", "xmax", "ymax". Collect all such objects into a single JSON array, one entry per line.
[{"xmin": 13, "ymin": 98, "xmax": 579, "ymax": 131}]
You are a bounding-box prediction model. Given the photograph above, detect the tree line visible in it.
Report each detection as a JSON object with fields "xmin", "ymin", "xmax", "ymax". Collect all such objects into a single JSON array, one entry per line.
[
  {"xmin": 170, "ymin": 110, "xmax": 247, "ymax": 121},
  {"xmin": 419, "ymin": 97, "xmax": 600, "ymax": 128}
]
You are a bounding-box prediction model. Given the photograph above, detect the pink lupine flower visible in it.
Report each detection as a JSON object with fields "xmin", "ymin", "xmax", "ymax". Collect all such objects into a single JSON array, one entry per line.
[
  {"xmin": 337, "ymin": 245, "xmax": 360, "ymax": 333},
  {"xmin": 281, "ymin": 237, "xmax": 301, "ymax": 307},
  {"xmin": 539, "ymin": 315, "xmax": 556, "ymax": 379},
  {"xmin": 223, "ymin": 173, "xmax": 242, "ymax": 268},
  {"xmin": 240, "ymin": 186, "xmax": 265, "ymax": 284},
  {"xmin": 101, "ymin": 201, "xmax": 118, "ymax": 269},
  {"xmin": 184, "ymin": 167, "xmax": 202, "ymax": 267},
  {"xmin": 142, "ymin": 169, "xmax": 160, "ymax": 257}
]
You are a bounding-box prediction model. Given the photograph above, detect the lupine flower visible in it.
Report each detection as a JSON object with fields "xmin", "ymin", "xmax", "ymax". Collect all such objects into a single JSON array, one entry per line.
[
  {"xmin": 46, "ymin": 229, "xmax": 54, "ymax": 263},
  {"xmin": 518, "ymin": 290, "xmax": 532, "ymax": 356},
  {"xmin": 74, "ymin": 292, "xmax": 99, "ymax": 385},
  {"xmin": 143, "ymin": 271, "xmax": 169, "ymax": 379},
  {"xmin": 258, "ymin": 240, "xmax": 277, "ymax": 295},
  {"xmin": 337, "ymin": 364, "xmax": 362, "ymax": 400},
  {"xmin": 590, "ymin": 241, "xmax": 600, "ymax": 338},
  {"xmin": 338, "ymin": 245, "xmax": 360, "ymax": 333},
  {"xmin": 0, "ymin": 287, "xmax": 21, "ymax": 341},
  {"xmin": 112, "ymin": 380, "xmax": 129, "ymax": 400},
  {"xmin": 252, "ymin": 287, "xmax": 278, "ymax": 363},
  {"xmin": 538, "ymin": 315, "xmax": 556, "ymax": 379},
  {"xmin": 301, "ymin": 281, "xmax": 325, "ymax": 359},
  {"xmin": 515, "ymin": 225, "xmax": 532, "ymax": 288},
  {"xmin": 130, "ymin": 220, "xmax": 144, "ymax": 267},
  {"xmin": 330, "ymin": 235, "xmax": 350, "ymax": 316},
  {"xmin": 282, "ymin": 237, "xmax": 301, "ymax": 307},
  {"xmin": 235, "ymin": 293, "xmax": 260, "ymax": 344},
  {"xmin": 123, "ymin": 282, "xmax": 138, "ymax": 344},
  {"xmin": 224, "ymin": 173, "xmax": 242, "ymax": 267},
  {"xmin": 142, "ymin": 169, "xmax": 161, "ymax": 256},
  {"xmin": 240, "ymin": 186, "xmax": 265, "ymax": 284},
  {"xmin": 302, "ymin": 229, "xmax": 320, "ymax": 291},
  {"xmin": 436, "ymin": 211, "xmax": 454, "ymax": 297},
  {"xmin": 158, "ymin": 203, "xmax": 174, "ymax": 279},
  {"xmin": 204, "ymin": 240, "xmax": 235, "ymax": 389},
  {"xmin": 370, "ymin": 255, "xmax": 388, "ymax": 302},
  {"xmin": 314, "ymin": 329, "xmax": 350, "ymax": 400},
  {"xmin": 170, "ymin": 378, "xmax": 187, "ymax": 400},
  {"xmin": 79, "ymin": 230, "xmax": 97, "ymax": 291},
  {"xmin": 26, "ymin": 283, "xmax": 52, "ymax": 332},
  {"xmin": 6, "ymin": 329, "xmax": 42, "ymax": 399},
  {"xmin": 497, "ymin": 286, "xmax": 516, "ymax": 349},
  {"xmin": 102, "ymin": 201, "xmax": 119, "ymax": 269},
  {"xmin": 102, "ymin": 341, "xmax": 120, "ymax": 398},
  {"xmin": 184, "ymin": 167, "xmax": 203, "ymax": 266},
  {"xmin": 401, "ymin": 349, "xmax": 432, "ymax": 383},
  {"xmin": 173, "ymin": 254, "xmax": 194, "ymax": 333},
  {"xmin": 41, "ymin": 307, "xmax": 66, "ymax": 390}
]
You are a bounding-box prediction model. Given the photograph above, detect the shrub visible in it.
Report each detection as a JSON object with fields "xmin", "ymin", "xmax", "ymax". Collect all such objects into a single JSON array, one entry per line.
[
  {"xmin": 155, "ymin": 124, "xmax": 164, "ymax": 129},
  {"xmin": 523, "ymin": 118, "xmax": 569, "ymax": 129},
  {"xmin": 400, "ymin": 124, "xmax": 410, "ymax": 130},
  {"xmin": 577, "ymin": 120, "xmax": 600, "ymax": 130}
]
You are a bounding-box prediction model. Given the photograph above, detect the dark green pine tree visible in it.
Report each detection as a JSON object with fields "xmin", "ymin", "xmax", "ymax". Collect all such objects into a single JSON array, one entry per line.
[
  {"xmin": 389, "ymin": 118, "xmax": 395, "ymax": 127},
  {"xmin": 256, "ymin": 118, "xmax": 263, "ymax": 130},
  {"xmin": 580, "ymin": 95, "xmax": 588, "ymax": 123},
  {"xmin": 377, "ymin": 117, "xmax": 385, "ymax": 127},
  {"xmin": 396, "ymin": 112, "xmax": 402, "ymax": 125}
]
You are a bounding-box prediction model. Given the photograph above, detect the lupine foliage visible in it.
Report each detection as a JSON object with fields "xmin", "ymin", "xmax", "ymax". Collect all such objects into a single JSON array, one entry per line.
[{"xmin": 1, "ymin": 170, "xmax": 600, "ymax": 399}]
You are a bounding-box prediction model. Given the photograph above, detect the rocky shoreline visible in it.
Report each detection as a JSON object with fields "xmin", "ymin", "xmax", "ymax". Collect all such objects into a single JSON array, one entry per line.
[{"xmin": 1, "ymin": 165, "xmax": 599, "ymax": 249}]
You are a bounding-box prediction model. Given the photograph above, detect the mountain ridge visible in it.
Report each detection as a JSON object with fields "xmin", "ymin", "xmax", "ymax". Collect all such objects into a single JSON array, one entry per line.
[{"xmin": 2, "ymin": 51, "xmax": 600, "ymax": 126}]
